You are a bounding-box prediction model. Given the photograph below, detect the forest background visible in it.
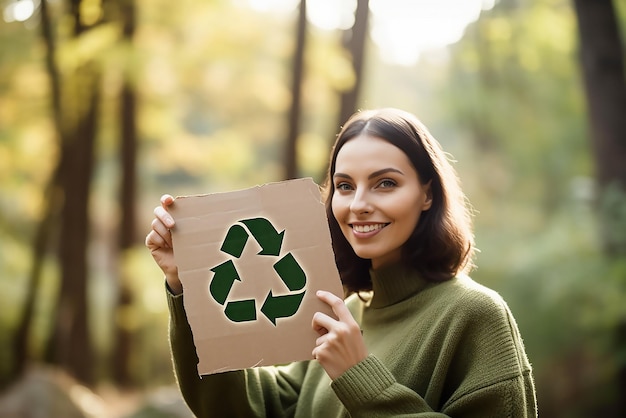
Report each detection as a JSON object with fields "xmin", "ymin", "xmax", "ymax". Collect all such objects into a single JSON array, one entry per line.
[{"xmin": 1, "ymin": 0, "xmax": 625, "ymax": 417}]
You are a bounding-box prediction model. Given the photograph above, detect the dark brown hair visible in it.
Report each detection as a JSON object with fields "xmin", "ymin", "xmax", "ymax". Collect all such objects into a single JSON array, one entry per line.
[{"xmin": 323, "ymin": 108, "xmax": 475, "ymax": 294}]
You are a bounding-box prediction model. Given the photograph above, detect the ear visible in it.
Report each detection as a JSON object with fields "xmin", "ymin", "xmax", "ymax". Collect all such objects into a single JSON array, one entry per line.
[{"xmin": 421, "ymin": 181, "xmax": 433, "ymax": 211}]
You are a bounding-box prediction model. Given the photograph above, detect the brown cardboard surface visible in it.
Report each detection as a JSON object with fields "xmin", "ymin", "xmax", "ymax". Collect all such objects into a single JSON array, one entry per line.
[{"xmin": 169, "ymin": 178, "xmax": 344, "ymax": 376}]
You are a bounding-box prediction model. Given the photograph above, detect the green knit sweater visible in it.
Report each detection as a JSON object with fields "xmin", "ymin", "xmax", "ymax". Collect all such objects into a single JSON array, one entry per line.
[{"xmin": 166, "ymin": 263, "xmax": 537, "ymax": 417}]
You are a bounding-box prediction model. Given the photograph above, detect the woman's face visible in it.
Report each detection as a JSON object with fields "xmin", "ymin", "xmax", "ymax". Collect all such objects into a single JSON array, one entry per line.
[{"xmin": 331, "ymin": 134, "xmax": 432, "ymax": 269}]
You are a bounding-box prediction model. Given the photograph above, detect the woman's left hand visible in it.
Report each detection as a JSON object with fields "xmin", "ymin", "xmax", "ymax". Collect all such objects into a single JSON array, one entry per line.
[{"xmin": 312, "ymin": 290, "xmax": 368, "ymax": 380}]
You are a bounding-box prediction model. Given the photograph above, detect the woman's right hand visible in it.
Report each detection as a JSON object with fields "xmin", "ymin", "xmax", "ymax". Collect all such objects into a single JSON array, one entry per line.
[{"xmin": 145, "ymin": 194, "xmax": 183, "ymax": 294}]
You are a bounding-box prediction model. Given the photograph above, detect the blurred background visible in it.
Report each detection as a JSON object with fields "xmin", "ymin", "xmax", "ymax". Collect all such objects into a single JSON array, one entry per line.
[{"xmin": 1, "ymin": 0, "xmax": 625, "ymax": 416}]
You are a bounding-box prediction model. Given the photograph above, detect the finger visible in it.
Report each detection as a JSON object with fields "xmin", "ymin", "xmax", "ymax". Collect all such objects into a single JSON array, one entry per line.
[
  {"xmin": 146, "ymin": 218, "xmax": 172, "ymax": 248},
  {"xmin": 312, "ymin": 311, "xmax": 336, "ymax": 335},
  {"xmin": 144, "ymin": 231, "xmax": 154, "ymax": 248},
  {"xmin": 154, "ymin": 205, "xmax": 175, "ymax": 229},
  {"xmin": 145, "ymin": 228, "xmax": 168, "ymax": 250},
  {"xmin": 152, "ymin": 215, "xmax": 170, "ymax": 236},
  {"xmin": 145, "ymin": 230, "xmax": 162, "ymax": 249},
  {"xmin": 152, "ymin": 218, "xmax": 173, "ymax": 248},
  {"xmin": 315, "ymin": 333, "xmax": 330, "ymax": 347},
  {"xmin": 161, "ymin": 194, "xmax": 175, "ymax": 207},
  {"xmin": 316, "ymin": 290, "xmax": 352, "ymax": 322}
]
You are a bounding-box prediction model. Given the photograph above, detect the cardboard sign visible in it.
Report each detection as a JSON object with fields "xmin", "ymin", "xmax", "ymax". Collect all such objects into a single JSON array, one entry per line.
[{"xmin": 170, "ymin": 178, "xmax": 344, "ymax": 376}]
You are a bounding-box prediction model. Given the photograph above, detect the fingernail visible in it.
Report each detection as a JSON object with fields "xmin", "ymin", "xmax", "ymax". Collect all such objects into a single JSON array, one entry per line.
[{"xmin": 165, "ymin": 217, "xmax": 174, "ymax": 228}]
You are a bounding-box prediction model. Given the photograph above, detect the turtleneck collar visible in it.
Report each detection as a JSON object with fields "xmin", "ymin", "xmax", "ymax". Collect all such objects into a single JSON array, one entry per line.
[{"xmin": 368, "ymin": 262, "xmax": 434, "ymax": 309}]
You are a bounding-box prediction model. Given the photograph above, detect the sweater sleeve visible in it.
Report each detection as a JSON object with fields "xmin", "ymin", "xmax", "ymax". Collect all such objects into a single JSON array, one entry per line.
[
  {"xmin": 333, "ymin": 354, "xmax": 535, "ymax": 417},
  {"xmin": 332, "ymin": 355, "xmax": 449, "ymax": 417},
  {"xmin": 332, "ymin": 354, "xmax": 535, "ymax": 418},
  {"xmin": 166, "ymin": 285, "xmax": 308, "ymax": 417}
]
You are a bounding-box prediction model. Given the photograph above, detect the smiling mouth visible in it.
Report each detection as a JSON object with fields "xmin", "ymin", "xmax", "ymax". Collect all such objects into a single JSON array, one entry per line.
[{"xmin": 351, "ymin": 223, "xmax": 389, "ymax": 233}]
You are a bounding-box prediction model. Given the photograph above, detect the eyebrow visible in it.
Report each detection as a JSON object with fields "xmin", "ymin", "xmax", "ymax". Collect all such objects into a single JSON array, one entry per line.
[{"xmin": 333, "ymin": 167, "xmax": 404, "ymax": 180}]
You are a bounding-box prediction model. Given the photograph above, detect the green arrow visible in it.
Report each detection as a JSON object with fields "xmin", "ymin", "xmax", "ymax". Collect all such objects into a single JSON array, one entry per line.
[
  {"xmin": 220, "ymin": 224, "xmax": 249, "ymax": 258},
  {"xmin": 241, "ymin": 218, "xmax": 284, "ymax": 256},
  {"xmin": 261, "ymin": 290, "xmax": 305, "ymax": 325},
  {"xmin": 225, "ymin": 299, "xmax": 257, "ymax": 322},
  {"xmin": 273, "ymin": 253, "xmax": 306, "ymax": 291},
  {"xmin": 209, "ymin": 260, "xmax": 240, "ymax": 305}
]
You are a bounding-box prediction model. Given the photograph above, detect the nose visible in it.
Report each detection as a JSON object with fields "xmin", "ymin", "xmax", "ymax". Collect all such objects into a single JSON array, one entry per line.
[{"xmin": 350, "ymin": 188, "xmax": 372, "ymax": 214}]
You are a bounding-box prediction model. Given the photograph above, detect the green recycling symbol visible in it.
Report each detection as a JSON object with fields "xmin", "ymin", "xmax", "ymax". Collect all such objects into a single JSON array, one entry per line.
[{"xmin": 209, "ymin": 218, "xmax": 306, "ymax": 326}]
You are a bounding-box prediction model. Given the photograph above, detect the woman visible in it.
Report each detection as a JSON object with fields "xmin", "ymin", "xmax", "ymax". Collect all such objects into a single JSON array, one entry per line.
[{"xmin": 146, "ymin": 108, "xmax": 537, "ymax": 417}]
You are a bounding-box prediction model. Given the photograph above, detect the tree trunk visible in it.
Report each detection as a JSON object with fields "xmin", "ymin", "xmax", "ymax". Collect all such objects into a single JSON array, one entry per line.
[
  {"xmin": 43, "ymin": 0, "xmax": 102, "ymax": 386},
  {"xmin": 11, "ymin": 0, "xmax": 64, "ymax": 380},
  {"xmin": 112, "ymin": 0, "xmax": 138, "ymax": 387},
  {"xmin": 573, "ymin": 1, "xmax": 626, "ymax": 416},
  {"xmin": 573, "ymin": 0, "xmax": 626, "ymax": 252},
  {"xmin": 285, "ymin": 0, "xmax": 307, "ymax": 180},
  {"xmin": 337, "ymin": 0, "xmax": 370, "ymax": 128},
  {"xmin": 46, "ymin": 71, "xmax": 100, "ymax": 385}
]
